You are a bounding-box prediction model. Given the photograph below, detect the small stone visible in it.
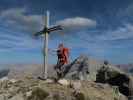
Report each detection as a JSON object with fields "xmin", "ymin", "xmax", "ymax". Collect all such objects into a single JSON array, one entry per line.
[
  {"xmin": 58, "ymin": 79, "xmax": 69, "ymax": 86},
  {"xmin": 0, "ymin": 95, "xmax": 6, "ymax": 100},
  {"xmin": 26, "ymin": 91, "xmax": 32, "ymax": 97},
  {"xmin": 10, "ymin": 79, "xmax": 17, "ymax": 83},
  {"xmin": 44, "ymin": 79, "xmax": 54, "ymax": 83},
  {"xmin": 9, "ymin": 94, "xmax": 24, "ymax": 100},
  {"xmin": 71, "ymin": 81, "xmax": 81, "ymax": 91}
]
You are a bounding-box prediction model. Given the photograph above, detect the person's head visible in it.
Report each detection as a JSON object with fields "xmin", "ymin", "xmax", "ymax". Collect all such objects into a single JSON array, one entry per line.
[
  {"xmin": 104, "ymin": 60, "xmax": 109, "ymax": 65},
  {"xmin": 58, "ymin": 43, "xmax": 64, "ymax": 49}
]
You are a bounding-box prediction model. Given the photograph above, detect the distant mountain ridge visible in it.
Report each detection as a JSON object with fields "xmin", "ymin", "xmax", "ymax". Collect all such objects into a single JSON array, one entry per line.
[
  {"xmin": 0, "ymin": 64, "xmax": 55, "ymax": 79},
  {"xmin": 0, "ymin": 56, "xmax": 129, "ymax": 79},
  {"xmin": 116, "ymin": 64, "xmax": 133, "ymax": 75}
]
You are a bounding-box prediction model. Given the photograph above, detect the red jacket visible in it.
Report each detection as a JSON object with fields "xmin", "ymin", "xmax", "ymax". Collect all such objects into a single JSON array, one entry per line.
[{"xmin": 57, "ymin": 47, "xmax": 69, "ymax": 64}]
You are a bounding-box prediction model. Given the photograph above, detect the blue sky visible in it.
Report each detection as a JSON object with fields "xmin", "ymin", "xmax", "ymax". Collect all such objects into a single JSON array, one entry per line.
[{"xmin": 0, "ymin": 0, "xmax": 133, "ymax": 64}]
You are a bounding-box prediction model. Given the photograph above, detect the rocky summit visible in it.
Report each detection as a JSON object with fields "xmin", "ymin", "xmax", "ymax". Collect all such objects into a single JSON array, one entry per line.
[
  {"xmin": 0, "ymin": 77, "xmax": 128, "ymax": 100},
  {"xmin": 0, "ymin": 55, "xmax": 132, "ymax": 100}
]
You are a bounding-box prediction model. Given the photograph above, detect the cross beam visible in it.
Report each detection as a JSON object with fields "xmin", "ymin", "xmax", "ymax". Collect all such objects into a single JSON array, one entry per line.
[
  {"xmin": 34, "ymin": 25, "xmax": 62, "ymax": 36},
  {"xmin": 34, "ymin": 11, "xmax": 62, "ymax": 79}
]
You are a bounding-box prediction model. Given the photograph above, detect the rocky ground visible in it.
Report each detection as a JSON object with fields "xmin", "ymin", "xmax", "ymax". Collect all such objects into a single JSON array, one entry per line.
[
  {"xmin": 0, "ymin": 77, "xmax": 128, "ymax": 100},
  {"xmin": 0, "ymin": 56, "xmax": 132, "ymax": 100}
]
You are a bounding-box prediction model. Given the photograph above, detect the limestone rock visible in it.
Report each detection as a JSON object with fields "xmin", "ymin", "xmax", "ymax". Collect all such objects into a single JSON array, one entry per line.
[
  {"xmin": 71, "ymin": 81, "xmax": 81, "ymax": 91},
  {"xmin": 0, "ymin": 78, "xmax": 128, "ymax": 100},
  {"xmin": 9, "ymin": 94, "xmax": 24, "ymax": 100},
  {"xmin": 58, "ymin": 79, "xmax": 69, "ymax": 86},
  {"xmin": 64, "ymin": 55, "xmax": 103, "ymax": 81}
]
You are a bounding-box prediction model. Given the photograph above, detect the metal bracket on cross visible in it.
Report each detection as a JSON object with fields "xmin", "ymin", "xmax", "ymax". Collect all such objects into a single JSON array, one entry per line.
[{"xmin": 34, "ymin": 25, "xmax": 62, "ymax": 36}]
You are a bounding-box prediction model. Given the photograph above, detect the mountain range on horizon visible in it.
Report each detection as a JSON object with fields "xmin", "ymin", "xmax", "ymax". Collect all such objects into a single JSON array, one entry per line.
[
  {"xmin": 116, "ymin": 64, "xmax": 133, "ymax": 75},
  {"xmin": 0, "ymin": 55, "xmax": 132, "ymax": 80},
  {"xmin": 0, "ymin": 56, "xmax": 133, "ymax": 78}
]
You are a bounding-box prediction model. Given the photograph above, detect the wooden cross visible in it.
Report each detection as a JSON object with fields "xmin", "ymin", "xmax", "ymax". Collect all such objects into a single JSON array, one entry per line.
[{"xmin": 34, "ymin": 11, "xmax": 62, "ymax": 79}]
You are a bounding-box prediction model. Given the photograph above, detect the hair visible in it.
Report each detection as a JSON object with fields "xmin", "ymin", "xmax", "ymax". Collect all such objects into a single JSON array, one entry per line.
[
  {"xmin": 104, "ymin": 60, "xmax": 109, "ymax": 65},
  {"xmin": 58, "ymin": 43, "xmax": 64, "ymax": 48}
]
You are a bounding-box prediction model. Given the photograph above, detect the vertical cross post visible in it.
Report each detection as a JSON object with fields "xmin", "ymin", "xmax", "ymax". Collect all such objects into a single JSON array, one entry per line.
[{"xmin": 43, "ymin": 11, "xmax": 49, "ymax": 79}]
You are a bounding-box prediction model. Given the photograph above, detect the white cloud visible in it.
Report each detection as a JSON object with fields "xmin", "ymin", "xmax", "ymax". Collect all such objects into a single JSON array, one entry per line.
[
  {"xmin": 0, "ymin": 28, "xmax": 43, "ymax": 52},
  {"xmin": 97, "ymin": 24, "xmax": 133, "ymax": 41},
  {"xmin": 0, "ymin": 8, "xmax": 96, "ymax": 33},
  {"xmin": 0, "ymin": 8, "xmax": 43, "ymax": 33},
  {"xmin": 56, "ymin": 17, "xmax": 96, "ymax": 30},
  {"xmin": 0, "ymin": 8, "xmax": 132, "ymax": 56}
]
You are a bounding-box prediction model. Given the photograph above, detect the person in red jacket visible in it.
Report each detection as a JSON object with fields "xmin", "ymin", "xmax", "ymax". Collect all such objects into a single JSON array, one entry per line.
[{"xmin": 56, "ymin": 43, "xmax": 69, "ymax": 78}]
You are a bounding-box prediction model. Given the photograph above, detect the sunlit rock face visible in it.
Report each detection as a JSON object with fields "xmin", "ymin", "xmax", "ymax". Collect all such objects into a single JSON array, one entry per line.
[
  {"xmin": 63, "ymin": 55, "xmax": 103, "ymax": 81},
  {"xmin": 96, "ymin": 64, "xmax": 133, "ymax": 98},
  {"xmin": 61, "ymin": 55, "xmax": 132, "ymax": 98},
  {"xmin": 63, "ymin": 55, "xmax": 119, "ymax": 81}
]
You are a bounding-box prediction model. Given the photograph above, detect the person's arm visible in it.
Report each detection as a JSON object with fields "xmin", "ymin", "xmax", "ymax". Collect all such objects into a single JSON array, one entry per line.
[
  {"xmin": 48, "ymin": 48, "xmax": 58, "ymax": 55},
  {"xmin": 48, "ymin": 48, "xmax": 58, "ymax": 52}
]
